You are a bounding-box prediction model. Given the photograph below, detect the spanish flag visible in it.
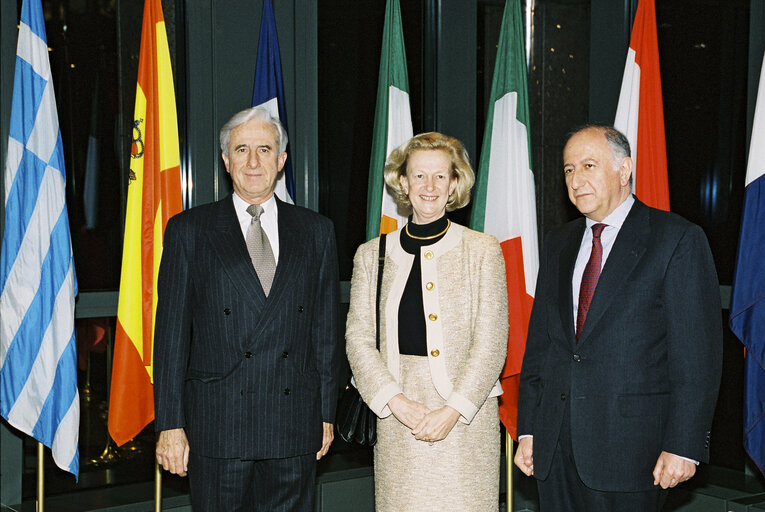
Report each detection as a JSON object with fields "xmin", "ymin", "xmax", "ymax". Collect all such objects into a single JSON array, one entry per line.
[{"xmin": 108, "ymin": 0, "xmax": 182, "ymax": 447}]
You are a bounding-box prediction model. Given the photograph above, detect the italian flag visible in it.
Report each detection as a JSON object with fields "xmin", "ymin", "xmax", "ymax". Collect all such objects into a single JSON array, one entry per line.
[
  {"xmin": 366, "ymin": 0, "xmax": 413, "ymax": 240},
  {"xmin": 614, "ymin": 0, "xmax": 670, "ymax": 210},
  {"xmin": 470, "ymin": 0, "xmax": 538, "ymax": 441},
  {"xmin": 108, "ymin": 0, "xmax": 183, "ymax": 446}
]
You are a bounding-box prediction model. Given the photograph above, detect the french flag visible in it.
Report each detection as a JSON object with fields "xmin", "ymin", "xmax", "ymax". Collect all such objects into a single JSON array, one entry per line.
[
  {"xmin": 252, "ymin": 0, "xmax": 295, "ymax": 204},
  {"xmin": 730, "ymin": 51, "xmax": 765, "ymax": 479}
]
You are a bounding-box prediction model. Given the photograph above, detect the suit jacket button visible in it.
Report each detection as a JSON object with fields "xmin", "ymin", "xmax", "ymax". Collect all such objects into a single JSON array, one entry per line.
[
  {"xmin": 284, "ymin": 388, "xmax": 291, "ymax": 395},
  {"xmin": 245, "ymin": 351, "xmax": 253, "ymax": 358},
  {"xmin": 560, "ymin": 393, "xmax": 567, "ymax": 400},
  {"xmin": 425, "ymin": 282, "xmax": 434, "ymax": 291},
  {"xmin": 282, "ymin": 351, "xmax": 289, "ymax": 358},
  {"xmin": 224, "ymin": 308, "xmax": 231, "ymax": 315},
  {"xmin": 428, "ymin": 313, "xmax": 438, "ymax": 321},
  {"xmin": 298, "ymin": 305, "xmax": 304, "ymax": 312},
  {"xmin": 430, "ymin": 349, "xmax": 440, "ymax": 357},
  {"xmin": 573, "ymin": 354, "xmax": 581, "ymax": 362}
]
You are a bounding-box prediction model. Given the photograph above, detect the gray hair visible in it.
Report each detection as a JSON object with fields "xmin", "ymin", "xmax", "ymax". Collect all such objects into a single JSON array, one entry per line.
[
  {"xmin": 219, "ymin": 107, "xmax": 288, "ymax": 156},
  {"xmin": 564, "ymin": 124, "xmax": 631, "ymax": 166}
]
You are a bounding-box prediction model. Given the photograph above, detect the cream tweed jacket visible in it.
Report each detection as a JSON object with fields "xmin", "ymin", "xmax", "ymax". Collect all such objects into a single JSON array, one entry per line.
[{"xmin": 346, "ymin": 222, "xmax": 509, "ymax": 422}]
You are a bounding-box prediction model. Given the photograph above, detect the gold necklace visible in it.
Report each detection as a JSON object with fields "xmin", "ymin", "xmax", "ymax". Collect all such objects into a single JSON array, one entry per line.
[{"xmin": 405, "ymin": 219, "xmax": 451, "ymax": 240}]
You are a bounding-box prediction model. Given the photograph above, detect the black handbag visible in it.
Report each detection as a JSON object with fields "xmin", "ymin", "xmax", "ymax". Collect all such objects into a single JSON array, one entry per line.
[{"xmin": 336, "ymin": 233, "xmax": 386, "ymax": 446}]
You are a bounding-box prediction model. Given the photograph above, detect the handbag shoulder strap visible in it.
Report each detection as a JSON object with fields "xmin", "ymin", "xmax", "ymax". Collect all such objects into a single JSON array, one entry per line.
[{"xmin": 375, "ymin": 233, "xmax": 387, "ymax": 351}]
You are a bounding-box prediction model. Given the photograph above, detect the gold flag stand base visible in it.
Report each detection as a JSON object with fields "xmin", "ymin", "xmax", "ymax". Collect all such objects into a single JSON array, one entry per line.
[{"xmin": 90, "ymin": 438, "xmax": 119, "ymax": 466}]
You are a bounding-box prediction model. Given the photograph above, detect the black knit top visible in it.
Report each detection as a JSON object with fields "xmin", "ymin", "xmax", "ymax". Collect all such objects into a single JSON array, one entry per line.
[{"xmin": 398, "ymin": 214, "xmax": 449, "ymax": 356}]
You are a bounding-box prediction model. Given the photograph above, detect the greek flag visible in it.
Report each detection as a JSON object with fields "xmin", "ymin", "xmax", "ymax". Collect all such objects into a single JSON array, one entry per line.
[{"xmin": 0, "ymin": 0, "xmax": 79, "ymax": 477}]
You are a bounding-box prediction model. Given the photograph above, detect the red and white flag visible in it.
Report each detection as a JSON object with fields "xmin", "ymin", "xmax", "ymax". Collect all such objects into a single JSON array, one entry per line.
[{"xmin": 614, "ymin": 0, "xmax": 670, "ymax": 210}]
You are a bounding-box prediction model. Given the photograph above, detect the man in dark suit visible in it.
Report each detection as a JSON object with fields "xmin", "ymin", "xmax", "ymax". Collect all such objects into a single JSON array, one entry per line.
[
  {"xmin": 153, "ymin": 106, "xmax": 340, "ymax": 511},
  {"xmin": 515, "ymin": 125, "xmax": 722, "ymax": 511}
]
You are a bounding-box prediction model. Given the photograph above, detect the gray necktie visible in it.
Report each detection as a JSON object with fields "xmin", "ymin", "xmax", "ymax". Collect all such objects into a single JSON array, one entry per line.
[{"xmin": 245, "ymin": 204, "xmax": 276, "ymax": 295}]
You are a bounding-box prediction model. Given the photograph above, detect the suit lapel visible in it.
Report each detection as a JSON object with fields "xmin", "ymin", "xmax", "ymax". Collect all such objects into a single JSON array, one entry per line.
[
  {"xmin": 577, "ymin": 200, "xmax": 650, "ymax": 344},
  {"xmin": 558, "ymin": 219, "xmax": 586, "ymax": 345},
  {"xmin": 206, "ymin": 195, "xmax": 267, "ymax": 309}
]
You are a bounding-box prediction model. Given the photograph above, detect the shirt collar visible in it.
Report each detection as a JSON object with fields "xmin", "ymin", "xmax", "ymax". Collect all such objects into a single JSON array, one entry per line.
[
  {"xmin": 232, "ymin": 192, "xmax": 277, "ymax": 217},
  {"xmin": 585, "ymin": 194, "xmax": 635, "ymax": 230}
]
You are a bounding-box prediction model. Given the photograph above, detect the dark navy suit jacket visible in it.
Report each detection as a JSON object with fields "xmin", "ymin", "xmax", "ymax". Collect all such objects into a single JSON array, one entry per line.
[
  {"xmin": 517, "ymin": 199, "xmax": 722, "ymax": 492},
  {"xmin": 153, "ymin": 194, "xmax": 340, "ymax": 460}
]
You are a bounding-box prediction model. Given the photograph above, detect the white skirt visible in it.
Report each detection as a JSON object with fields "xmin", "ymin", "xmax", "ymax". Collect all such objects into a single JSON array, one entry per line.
[{"xmin": 374, "ymin": 354, "xmax": 500, "ymax": 511}]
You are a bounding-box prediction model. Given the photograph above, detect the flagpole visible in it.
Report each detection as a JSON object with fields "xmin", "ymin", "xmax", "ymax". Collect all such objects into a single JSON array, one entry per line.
[
  {"xmin": 154, "ymin": 461, "xmax": 162, "ymax": 512},
  {"xmin": 506, "ymin": 432, "xmax": 513, "ymax": 511},
  {"xmin": 36, "ymin": 442, "xmax": 44, "ymax": 512}
]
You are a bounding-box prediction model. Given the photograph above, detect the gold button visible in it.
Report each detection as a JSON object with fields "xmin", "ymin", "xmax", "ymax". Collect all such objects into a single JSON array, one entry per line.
[
  {"xmin": 425, "ymin": 282, "xmax": 434, "ymax": 291},
  {"xmin": 430, "ymin": 349, "xmax": 440, "ymax": 357},
  {"xmin": 428, "ymin": 313, "xmax": 438, "ymax": 321},
  {"xmin": 424, "ymin": 251, "xmax": 434, "ymax": 260}
]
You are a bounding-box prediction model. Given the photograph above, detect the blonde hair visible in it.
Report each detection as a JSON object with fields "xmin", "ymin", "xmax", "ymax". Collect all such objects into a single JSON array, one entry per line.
[{"xmin": 383, "ymin": 132, "xmax": 475, "ymax": 211}]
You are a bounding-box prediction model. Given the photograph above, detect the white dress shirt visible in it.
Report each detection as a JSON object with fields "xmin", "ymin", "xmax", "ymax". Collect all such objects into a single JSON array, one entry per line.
[
  {"xmin": 571, "ymin": 195, "xmax": 635, "ymax": 329},
  {"xmin": 232, "ymin": 192, "xmax": 280, "ymax": 265}
]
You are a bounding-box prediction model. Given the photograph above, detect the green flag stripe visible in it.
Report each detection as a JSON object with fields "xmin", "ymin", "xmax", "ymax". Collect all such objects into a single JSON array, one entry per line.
[
  {"xmin": 471, "ymin": 0, "xmax": 531, "ymax": 232},
  {"xmin": 366, "ymin": 0, "xmax": 410, "ymax": 241}
]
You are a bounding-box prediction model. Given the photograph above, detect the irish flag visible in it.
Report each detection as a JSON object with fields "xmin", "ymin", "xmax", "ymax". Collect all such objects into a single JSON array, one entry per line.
[
  {"xmin": 614, "ymin": 0, "xmax": 669, "ymax": 210},
  {"xmin": 470, "ymin": 0, "xmax": 538, "ymax": 441},
  {"xmin": 108, "ymin": 0, "xmax": 183, "ymax": 446},
  {"xmin": 366, "ymin": 0, "xmax": 412, "ymax": 240}
]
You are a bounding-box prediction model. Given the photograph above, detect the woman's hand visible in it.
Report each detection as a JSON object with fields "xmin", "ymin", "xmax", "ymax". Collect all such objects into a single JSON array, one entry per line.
[
  {"xmin": 412, "ymin": 405, "xmax": 461, "ymax": 443},
  {"xmin": 388, "ymin": 393, "xmax": 431, "ymax": 429}
]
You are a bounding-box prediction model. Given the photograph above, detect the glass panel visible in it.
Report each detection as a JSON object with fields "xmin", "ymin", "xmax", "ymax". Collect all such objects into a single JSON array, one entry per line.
[
  {"xmin": 657, "ymin": 0, "xmax": 750, "ymax": 472},
  {"xmin": 478, "ymin": 0, "xmax": 591, "ymax": 239},
  {"xmin": 317, "ymin": 0, "xmax": 425, "ymax": 280},
  {"xmin": 656, "ymin": 0, "xmax": 749, "ymax": 285},
  {"xmin": 36, "ymin": 0, "xmax": 125, "ymax": 292}
]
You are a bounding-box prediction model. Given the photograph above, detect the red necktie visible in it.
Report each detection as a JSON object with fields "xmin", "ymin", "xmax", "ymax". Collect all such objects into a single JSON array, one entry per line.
[{"xmin": 576, "ymin": 223, "xmax": 606, "ymax": 340}]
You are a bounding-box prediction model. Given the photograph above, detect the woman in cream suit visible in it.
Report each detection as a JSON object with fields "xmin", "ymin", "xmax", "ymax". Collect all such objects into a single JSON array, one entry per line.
[{"xmin": 346, "ymin": 132, "xmax": 509, "ymax": 511}]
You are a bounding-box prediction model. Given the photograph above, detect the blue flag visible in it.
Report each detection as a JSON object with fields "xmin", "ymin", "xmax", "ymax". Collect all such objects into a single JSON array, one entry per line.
[
  {"xmin": 730, "ymin": 52, "xmax": 765, "ymax": 479},
  {"xmin": 0, "ymin": 0, "xmax": 79, "ymax": 478},
  {"xmin": 252, "ymin": 0, "xmax": 295, "ymax": 204}
]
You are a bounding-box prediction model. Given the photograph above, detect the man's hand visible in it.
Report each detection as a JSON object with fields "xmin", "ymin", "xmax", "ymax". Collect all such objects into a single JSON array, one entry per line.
[
  {"xmin": 653, "ymin": 451, "xmax": 696, "ymax": 489},
  {"xmin": 316, "ymin": 422, "xmax": 334, "ymax": 460},
  {"xmin": 156, "ymin": 428, "xmax": 190, "ymax": 476},
  {"xmin": 515, "ymin": 436, "xmax": 534, "ymax": 476},
  {"xmin": 388, "ymin": 393, "xmax": 431, "ymax": 429},
  {"xmin": 411, "ymin": 406, "xmax": 460, "ymax": 443}
]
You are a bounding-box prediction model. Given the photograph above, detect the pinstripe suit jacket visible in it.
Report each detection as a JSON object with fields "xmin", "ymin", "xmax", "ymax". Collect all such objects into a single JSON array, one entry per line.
[{"xmin": 153, "ymin": 194, "xmax": 340, "ymax": 459}]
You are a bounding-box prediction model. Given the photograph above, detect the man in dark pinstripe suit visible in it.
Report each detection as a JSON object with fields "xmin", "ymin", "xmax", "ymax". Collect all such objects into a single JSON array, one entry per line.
[{"xmin": 153, "ymin": 107, "xmax": 340, "ymax": 511}]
